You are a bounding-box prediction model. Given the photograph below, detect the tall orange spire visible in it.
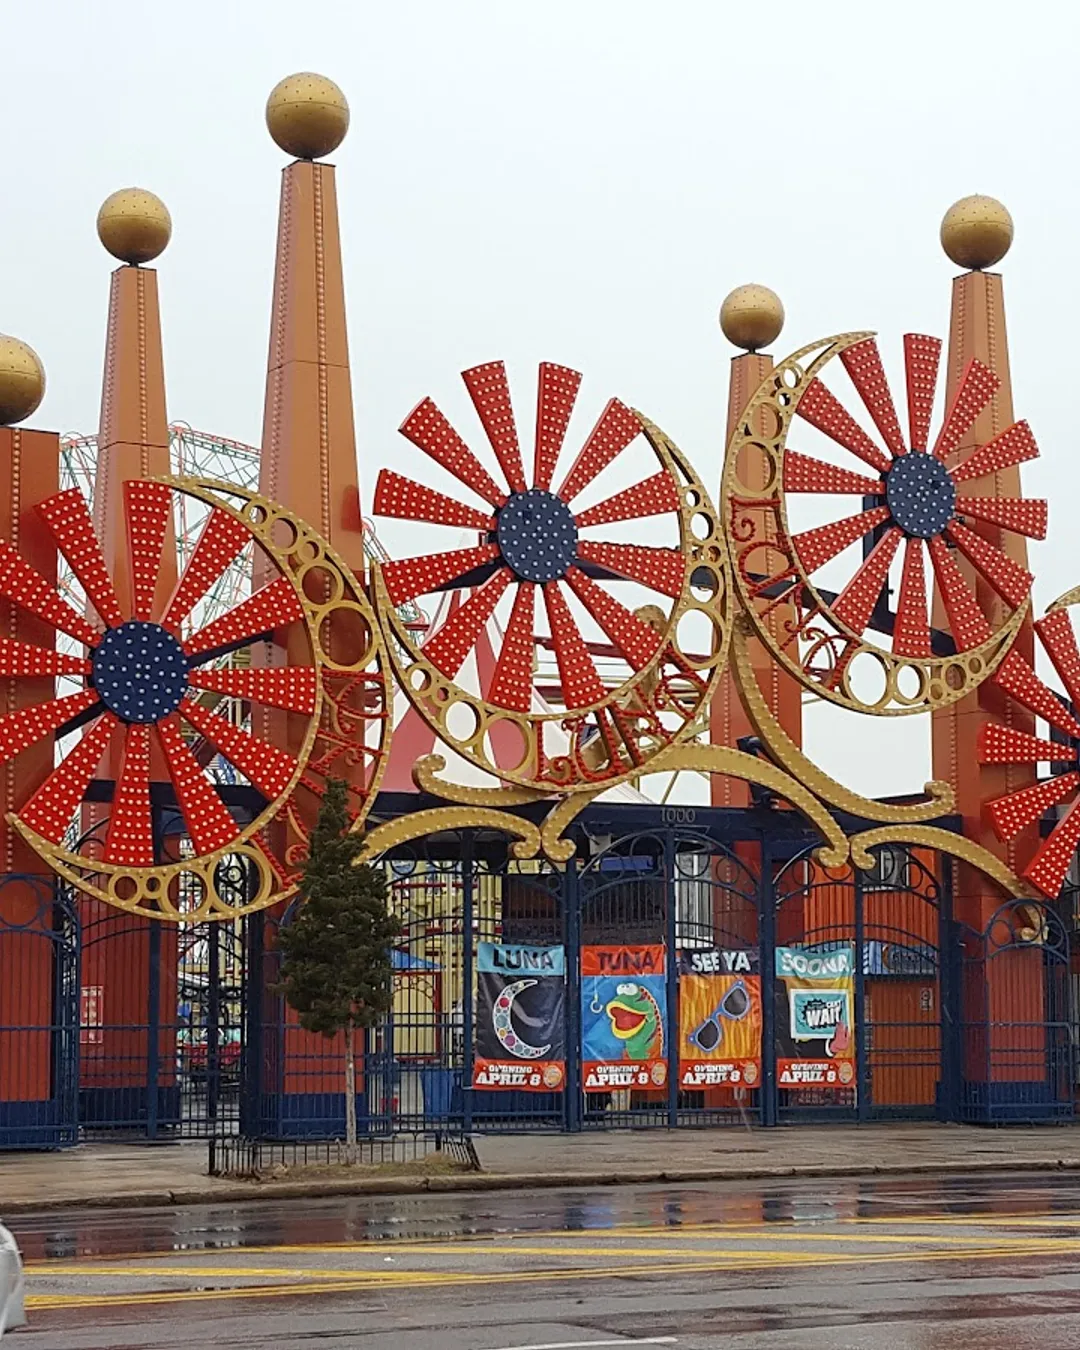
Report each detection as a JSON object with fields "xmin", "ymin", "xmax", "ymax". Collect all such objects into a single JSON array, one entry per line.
[
  {"xmin": 256, "ymin": 74, "xmax": 370, "ymax": 843},
  {"xmin": 80, "ymin": 192, "xmax": 179, "ymax": 1107},
  {"xmin": 0, "ymin": 337, "xmax": 53, "ymax": 877},
  {"xmin": 93, "ymin": 188, "xmax": 176, "ymax": 623},
  {"xmin": 0, "ymin": 340, "xmax": 59, "ymax": 1122},
  {"xmin": 260, "ymin": 72, "xmax": 364, "ymax": 572},
  {"xmin": 930, "ymin": 194, "xmax": 1036, "ymax": 926},
  {"xmin": 711, "ymin": 285, "xmax": 802, "ymax": 805}
]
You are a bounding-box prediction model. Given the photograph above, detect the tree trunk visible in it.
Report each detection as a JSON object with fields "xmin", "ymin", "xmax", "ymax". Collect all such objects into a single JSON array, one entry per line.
[{"xmin": 343, "ymin": 1023, "xmax": 358, "ymax": 1166}]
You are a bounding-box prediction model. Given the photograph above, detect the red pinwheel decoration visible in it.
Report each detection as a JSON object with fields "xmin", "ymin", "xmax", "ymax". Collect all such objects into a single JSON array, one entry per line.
[
  {"xmin": 979, "ymin": 596, "xmax": 1080, "ymax": 898},
  {"xmin": 0, "ymin": 478, "xmax": 382, "ymax": 915},
  {"xmin": 724, "ymin": 331, "xmax": 1046, "ymax": 712},
  {"xmin": 372, "ymin": 360, "xmax": 726, "ymax": 791}
]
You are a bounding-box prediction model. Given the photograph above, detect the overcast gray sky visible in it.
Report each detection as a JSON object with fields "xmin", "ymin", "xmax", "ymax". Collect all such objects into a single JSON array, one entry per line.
[{"xmin": 2, "ymin": 0, "xmax": 1076, "ymax": 799}]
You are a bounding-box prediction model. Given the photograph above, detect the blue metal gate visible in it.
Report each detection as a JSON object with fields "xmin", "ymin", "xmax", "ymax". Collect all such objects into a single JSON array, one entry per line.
[
  {"xmin": 577, "ymin": 830, "xmax": 759, "ymax": 1129},
  {"xmin": 0, "ymin": 875, "xmax": 78, "ymax": 1148},
  {"xmin": 4, "ymin": 821, "xmax": 1079, "ymax": 1146},
  {"xmin": 958, "ymin": 898, "xmax": 1073, "ymax": 1122},
  {"xmin": 771, "ymin": 843, "xmax": 946, "ymax": 1123}
]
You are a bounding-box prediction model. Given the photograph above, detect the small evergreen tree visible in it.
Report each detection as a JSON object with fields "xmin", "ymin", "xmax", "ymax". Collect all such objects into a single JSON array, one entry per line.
[{"xmin": 273, "ymin": 779, "xmax": 398, "ymax": 1162}]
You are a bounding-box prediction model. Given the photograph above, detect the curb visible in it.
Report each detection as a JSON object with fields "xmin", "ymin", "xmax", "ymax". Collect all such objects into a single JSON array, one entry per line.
[{"xmin": 7, "ymin": 1156, "xmax": 1080, "ymax": 1216}]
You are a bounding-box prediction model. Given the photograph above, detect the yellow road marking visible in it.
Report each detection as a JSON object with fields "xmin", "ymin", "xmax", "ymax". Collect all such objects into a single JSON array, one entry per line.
[
  {"xmin": 858, "ymin": 1220, "xmax": 1080, "ymax": 1231},
  {"xmin": 27, "ymin": 1230, "xmax": 1078, "ymax": 1280},
  {"xmin": 27, "ymin": 1241, "xmax": 1080, "ymax": 1312},
  {"xmin": 26, "ymin": 1219, "xmax": 1080, "ymax": 1277}
]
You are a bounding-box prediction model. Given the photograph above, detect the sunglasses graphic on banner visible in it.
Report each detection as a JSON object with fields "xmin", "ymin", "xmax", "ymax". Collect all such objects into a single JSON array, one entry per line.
[{"xmin": 687, "ymin": 979, "xmax": 751, "ymax": 1053}]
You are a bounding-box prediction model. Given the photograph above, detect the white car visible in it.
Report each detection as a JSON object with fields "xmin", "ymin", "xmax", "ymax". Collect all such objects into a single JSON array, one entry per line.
[{"xmin": 0, "ymin": 1225, "xmax": 25, "ymax": 1337}]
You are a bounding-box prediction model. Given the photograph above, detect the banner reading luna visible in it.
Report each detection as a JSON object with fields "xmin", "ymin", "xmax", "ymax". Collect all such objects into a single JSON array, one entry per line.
[
  {"xmin": 473, "ymin": 943, "xmax": 566, "ymax": 1092},
  {"xmin": 676, "ymin": 948, "xmax": 761, "ymax": 1089},
  {"xmin": 581, "ymin": 945, "xmax": 667, "ymax": 1092},
  {"xmin": 774, "ymin": 945, "xmax": 855, "ymax": 1090}
]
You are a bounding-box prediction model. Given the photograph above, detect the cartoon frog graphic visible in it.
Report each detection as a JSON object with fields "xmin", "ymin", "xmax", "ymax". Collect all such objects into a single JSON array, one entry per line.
[{"xmin": 605, "ymin": 981, "xmax": 663, "ymax": 1061}]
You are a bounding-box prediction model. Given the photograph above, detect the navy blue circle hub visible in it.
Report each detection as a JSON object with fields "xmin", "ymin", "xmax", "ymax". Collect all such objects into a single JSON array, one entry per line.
[
  {"xmin": 884, "ymin": 452, "xmax": 956, "ymax": 539},
  {"xmin": 497, "ymin": 489, "xmax": 578, "ymax": 583},
  {"xmin": 91, "ymin": 621, "xmax": 189, "ymax": 724}
]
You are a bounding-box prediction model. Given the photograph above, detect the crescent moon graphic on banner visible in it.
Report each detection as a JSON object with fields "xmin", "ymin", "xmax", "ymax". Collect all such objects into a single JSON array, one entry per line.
[{"xmin": 492, "ymin": 979, "xmax": 551, "ymax": 1060}]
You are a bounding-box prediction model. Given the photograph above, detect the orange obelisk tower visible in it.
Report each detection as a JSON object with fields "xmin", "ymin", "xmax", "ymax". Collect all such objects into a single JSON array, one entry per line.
[
  {"xmin": 257, "ymin": 73, "xmax": 366, "ymax": 1126},
  {"xmin": 0, "ymin": 336, "xmax": 60, "ymax": 1129},
  {"xmin": 92, "ymin": 188, "xmax": 176, "ymax": 616},
  {"xmin": 256, "ymin": 74, "xmax": 370, "ymax": 838},
  {"xmin": 81, "ymin": 188, "xmax": 179, "ymax": 1126},
  {"xmin": 930, "ymin": 196, "xmax": 1037, "ymax": 904},
  {"xmin": 712, "ymin": 285, "xmax": 802, "ymax": 806},
  {"xmin": 929, "ymin": 196, "xmax": 1042, "ymax": 1106},
  {"xmin": 259, "ymin": 73, "xmax": 364, "ymax": 569}
]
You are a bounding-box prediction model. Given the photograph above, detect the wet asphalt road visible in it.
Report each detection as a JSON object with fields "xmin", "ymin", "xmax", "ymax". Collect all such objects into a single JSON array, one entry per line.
[{"xmin": 10, "ymin": 1171, "xmax": 1080, "ymax": 1348}]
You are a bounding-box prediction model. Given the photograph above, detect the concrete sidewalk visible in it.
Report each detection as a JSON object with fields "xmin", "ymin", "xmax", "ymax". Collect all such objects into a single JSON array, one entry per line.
[{"xmin": 4, "ymin": 1122, "xmax": 1080, "ymax": 1214}]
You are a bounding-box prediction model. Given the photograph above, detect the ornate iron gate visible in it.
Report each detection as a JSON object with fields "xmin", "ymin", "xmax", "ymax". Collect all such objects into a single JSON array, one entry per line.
[
  {"xmin": 771, "ymin": 843, "xmax": 946, "ymax": 1123},
  {"xmin": 0, "ymin": 875, "xmax": 79, "ymax": 1148},
  {"xmin": 958, "ymin": 899, "xmax": 1073, "ymax": 1121},
  {"xmin": 79, "ymin": 899, "xmax": 247, "ymax": 1139},
  {"xmin": 6, "ymin": 825, "xmax": 1080, "ymax": 1145},
  {"xmin": 577, "ymin": 830, "xmax": 760, "ymax": 1129}
]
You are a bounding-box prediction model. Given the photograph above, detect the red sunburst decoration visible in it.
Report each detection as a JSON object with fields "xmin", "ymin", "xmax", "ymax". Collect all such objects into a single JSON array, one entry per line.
[
  {"xmin": 372, "ymin": 359, "xmax": 686, "ymax": 714},
  {"xmin": 979, "ymin": 604, "xmax": 1080, "ymax": 898},
  {"xmin": 786, "ymin": 335, "xmax": 1046, "ymax": 653},
  {"xmin": 0, "ymin": 482, "xmax": 316, "ymax": 867}
]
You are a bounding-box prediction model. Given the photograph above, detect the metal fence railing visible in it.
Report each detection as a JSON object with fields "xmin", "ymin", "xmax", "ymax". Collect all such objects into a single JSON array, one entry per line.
[{"xmin": 207, "ymin": 1130, "xmax": 481, "ymax": 1177}]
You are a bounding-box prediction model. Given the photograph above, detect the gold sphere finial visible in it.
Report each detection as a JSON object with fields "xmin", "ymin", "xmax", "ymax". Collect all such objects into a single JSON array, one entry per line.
[
  {"xmin": 0, "ymin": 336, "xmax": 45, "ymax": 426},
  {"xmin": 266, "ymin": 73, "xmax": 349, "ymax": 160},
  {"xmin": 97, "ymin": 188, "xmax": 172, "ymax": 265},
  {"xmin": 940, "ymin": 195, "xmax": 1013, "ymax": 270},
  {"xmin": 719, "ymin": 284, "xmax": 785, "ymax": 353}
]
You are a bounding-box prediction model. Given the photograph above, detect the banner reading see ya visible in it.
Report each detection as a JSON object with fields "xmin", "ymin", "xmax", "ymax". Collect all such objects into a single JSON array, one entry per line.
[
  {"xmin": 581, "ymin": 945, "xmax": 667, "ymax": 1093},
  {"xmin": 473, "ymin": 943, "xmax": 566, "ymax": 1092},
  {"xmin": 774, "ymin": 945, "xmax": 855, "ymax": 1090},
  {"xmin": 676, "ymin": 949, "xmax": 761, "ymax": 1089}
]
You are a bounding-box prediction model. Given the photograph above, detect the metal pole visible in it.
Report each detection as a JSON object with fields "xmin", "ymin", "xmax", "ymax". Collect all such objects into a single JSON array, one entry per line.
[
  {"xmin": 146, "ymin": 805, "xmax": 163, "ymax": 1140},
  {"xmin": 760, "ymin": 837, "xmax": 777, "ymax": 1128},
  {"xmin": 939, "ymin": 859, "xmax": 960, "ymax": 1122},
  {"xmin": 565, "ymin": 855, "xmax": 581, "ymax": 1133},
  {"xmin": 461, "ymin": 833, "xmax": 474, "ymax": 1134},
  {"xmin": 146, "ymin": 921, "xmax": 161, "ymax": 1140},
  {"xmin": 242, "ymin": 907, "xmax": 264, "ymax": 1136},
  {"xmin": 854, "ymin": 864, "xmax": 869, "ymax": 1122},
  {"xmin": 206, "ymin": 921, "xmax": 221, "ymax": 1127},
  {"xmin": 664, "ymin": 829, "xmax": 678, "ymax": 1129}
]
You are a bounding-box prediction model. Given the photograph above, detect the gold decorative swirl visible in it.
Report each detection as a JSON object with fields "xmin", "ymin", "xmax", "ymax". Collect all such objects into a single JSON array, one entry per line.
[
  {"xmin": 647, "ymin": 742, "xmax": 849, "ymax": 868},
  {"xmin": 411, "ymin": 754, "xmax": 549, "ymax": 807},
  {"xmin": 848, "ymin": 824, "xmax": 1038, "ymax": 898},
  {"xmin": 730, "ymin": 614, "xmax": 956, "ymax": 822},
  {"xmin": 358, "ymin": 807, "xmax": 542, "ymax": 862}
]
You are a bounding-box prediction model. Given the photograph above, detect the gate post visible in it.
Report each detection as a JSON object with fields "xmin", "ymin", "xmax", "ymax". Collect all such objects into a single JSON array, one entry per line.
[
  {"xmin": 565, "ymin": 855, "xmax": 581, "ymax": 1133},
  {"xmin": 146, "ymin": 920, "xmax": 161, "ymax": 1140},
  {"xmin": 760, "ymin": 836, "xmax": 777, "ymax": 1128},
  {"xmin": 461, "ymin": 832, "xmax": 474, "ymax": 1134},
  {"xmin": 55, "ymin": 882, "xmax": 81, "ymax": 1145},
  {"xmin": 206, "ymin": 922, "xmax": 221, "ymax": 1126},
  {"xmin": 938, "ymin": 859, "xmax": 960, "ymax": 1121},
  {"xmin": 854, "ymin": 867, "xmax": 869, "ymax": 1122},
  {"xmin": 664, "ymin": 829, "xmax": 678, "ymax": 1129},
  {"xmin": 241, "ymin": 908, "xmax": 264, "ymax": 1135}
]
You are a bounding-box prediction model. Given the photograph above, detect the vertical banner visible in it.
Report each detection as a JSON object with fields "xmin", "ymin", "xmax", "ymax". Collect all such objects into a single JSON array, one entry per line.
[
  {"xmin": 676, "ymin": 949, "xmax": 761, "ymax": 1089},
  {"xmin": 774, "ymin": 945, "xmax": 856, "ymax": 1090},
  {"xmin": 473, "ymin": 943, "xmax": 566, "ymax": 1091},
  {"xmin": 581, "ymin": 945, "xmax": 667, "ymax": 1092}
]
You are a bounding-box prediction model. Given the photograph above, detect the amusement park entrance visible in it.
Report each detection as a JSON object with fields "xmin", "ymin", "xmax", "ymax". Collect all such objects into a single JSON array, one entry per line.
[{"xmin": 1, "ymin": 812, "xmax": 1074, "ymax": 1149}]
